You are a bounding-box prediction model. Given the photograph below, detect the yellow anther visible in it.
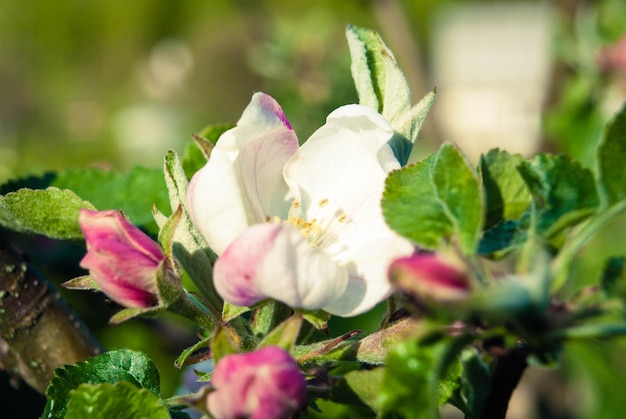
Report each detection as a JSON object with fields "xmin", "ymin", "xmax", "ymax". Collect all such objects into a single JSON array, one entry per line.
[
  {"xmin": 318, "ymin": 198, "xmax": 329, "ymax": 208},
  {"xmin": 338, "ymin": 213, "xmax": 347, "ymax": 223},
  {"xmin": 292, "ymin": 200, "xmax": 301, "ymax": 209}
]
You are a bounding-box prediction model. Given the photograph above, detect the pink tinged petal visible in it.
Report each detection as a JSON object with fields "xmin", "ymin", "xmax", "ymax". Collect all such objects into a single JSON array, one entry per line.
[
  {"xmin": 213, "ymin": 223, "xmax": 349, "ymax": 310},
  {"xmin": 187, "ymin": 93, "xmax": 298, "ymax": 255},
  {"xmin": 389, "ymin": 254, "xmax": 471, "ymax": 302},
  {"xmin": 207, "ymin": 346, "xmax": 307, "ymax": 419},
  {"xmin": 78, "ymin": 209, "xmax": 162, "ymax": 308}
]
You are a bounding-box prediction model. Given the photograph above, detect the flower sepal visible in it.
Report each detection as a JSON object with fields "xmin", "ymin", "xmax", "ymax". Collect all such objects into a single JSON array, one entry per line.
[
  {"xmin": 62, "ymin": 275, "xmax": 100, "ymax": 291},
  {"xmin": 109, "ymin": 259, "xmax": 181, "ymax": 324}
]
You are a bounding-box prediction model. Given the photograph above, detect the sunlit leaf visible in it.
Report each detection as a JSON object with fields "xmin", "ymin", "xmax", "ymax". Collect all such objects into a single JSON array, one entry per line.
[
  {"xmin": 42, "ymin": 349, "xmax": 161, "ymax": 419},
  {"xmin": 0, "ymin": 187, "xmax": 95, "ymax": 239},
  {"xmin": 383, "ymin": 144, "xmax": 483, "ymax": 254},
  {"xmin": 65, "ymin": 382, "xmax": 171, "ymax": 419}
]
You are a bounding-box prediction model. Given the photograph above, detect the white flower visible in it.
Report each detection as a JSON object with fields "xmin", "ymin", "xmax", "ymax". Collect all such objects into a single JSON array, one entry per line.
[{"xmin": 188, "ymin": 93, "xmax": 413, "ymax": 317}]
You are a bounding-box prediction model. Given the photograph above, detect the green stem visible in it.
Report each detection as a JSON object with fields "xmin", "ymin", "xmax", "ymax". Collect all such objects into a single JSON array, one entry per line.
[
  {"xmin": 551, "ymin": 199, "xmax": 626, "ymax": 293},
  {"xmin": 168, "ymin": 292, "xmax": 216, "ymax": 331},
  {"xmin": 481, "ymin": 345, "xmax": 528, "ymax": 419}
]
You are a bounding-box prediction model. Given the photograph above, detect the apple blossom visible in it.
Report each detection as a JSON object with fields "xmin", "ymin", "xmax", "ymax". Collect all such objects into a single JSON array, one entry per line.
[
  {"xmin": 188, "ymin": 92, "xmax": 413, "ymax": 316},
  {"xmin": 78, "ymin": 209, "xmax": 162, "ymax": 308},
  {"xmin": 206, "ymin": 346, "xmax": 307, "ymax": 419}
]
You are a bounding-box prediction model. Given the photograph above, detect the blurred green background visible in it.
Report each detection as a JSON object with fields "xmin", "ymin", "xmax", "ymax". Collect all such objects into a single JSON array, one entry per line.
[{"xmin": 2, "ymin": 0, "xmax": 626, "ymax": 418}]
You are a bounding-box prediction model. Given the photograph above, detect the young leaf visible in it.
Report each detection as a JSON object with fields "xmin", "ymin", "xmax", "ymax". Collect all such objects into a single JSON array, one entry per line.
[
  {"xmin": 518, "ymin": 154, "xmax": 599, "ymax": 237},
  {"xmin": 346, "ymin": 25, "xmax": 432, "ymax": 165},
  {"xmin": 480, "ymin": 149, "xmax": 532, "ymax": 228},
  {"xmin": 42, "ymin": 349, "xmax": 161, "ymax": 419},
  {"xmin": 159, "ymin": 150, "xmax": 220, "ymax": 310},
  {"xmin": 0, "ymin": 187, "xmax": 95, "ymax": 239},
  {"xmin": 597, "ymin": 103, "xmax": 626, "ymax": 206},
  {"xmin": 383, "ymin": 144, "xmax": 483, "ymax": 254},
  {"xmin": 383, "ymin": 153, "xmax": 452, "ymax": 250},
  {"xmin": 65, "ymin": 382, "xmax": 171, "ymax": 419},
  {"xmin": 258, "ymin": 314, "xmax": 303, "ymax": 351},
  {"xmin": 432, "ymin": 144, "xmax": 483, "ymax": 255}
]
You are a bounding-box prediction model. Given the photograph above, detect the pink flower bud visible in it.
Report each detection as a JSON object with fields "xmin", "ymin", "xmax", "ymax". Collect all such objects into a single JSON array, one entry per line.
[
  {"xmin": 78, "ymin": 209, "xmax": 163, "ymax": 308},
  {"xmin": 389, "ymin": 253, "xmax": 470, "ymax": 303},
  {"xmin": 207, "ymin": 346, "xmax": 307, "ymax": 419}
]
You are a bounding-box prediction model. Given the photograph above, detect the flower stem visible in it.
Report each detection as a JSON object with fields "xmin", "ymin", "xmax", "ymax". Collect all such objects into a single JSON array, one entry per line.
[{"xmin": 481, "ymin": 345, "xmax": 528, "ymax": 419}]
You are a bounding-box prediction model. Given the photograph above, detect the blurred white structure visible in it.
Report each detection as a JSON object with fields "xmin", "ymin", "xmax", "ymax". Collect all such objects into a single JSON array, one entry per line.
[{"xmin": 431, "ymin": 3, "xmax": 553, "ymax": 162}]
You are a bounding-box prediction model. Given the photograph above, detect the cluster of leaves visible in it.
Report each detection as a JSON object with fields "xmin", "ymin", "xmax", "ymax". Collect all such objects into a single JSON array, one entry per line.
[{"xmin": 374, "ymin": 78, "xmax": 626, "ymax": 419}]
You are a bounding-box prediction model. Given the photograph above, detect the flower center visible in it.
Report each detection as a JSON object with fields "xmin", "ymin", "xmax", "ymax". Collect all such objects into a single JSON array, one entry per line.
[{"xmin": 265, "ymin": 198, "xmax": 348, "ymax": 246}]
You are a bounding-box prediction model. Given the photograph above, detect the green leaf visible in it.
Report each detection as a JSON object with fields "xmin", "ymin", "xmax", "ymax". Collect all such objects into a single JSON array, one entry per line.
[
  {"xmin": 158, "ymin": 150, "xmax": 220, "ymax": 310},
  {"xmin": 0, "ymin": 187, "xmax": 95, "ymax": 239},
  {"xmin": 258, "ymin": 314, "xmax": 303, "ymax": 351},
  {"xmin": 346, "ymin": 25, "xmax": 434, "ymax": 165},
  {"xmin": 302, "ymin": 309, "xmax": 331, "ymax": 333},
  {"xmin": 518, "ymin": 154, "xmax": 599, "ymax": 238},
  {"xmin": 343, "ymin": 368, "xmax": 385, "ymax": 413},
  {"xmin": 210, "ymin": 325, "xmax": 240, "ymax": 364},
  {"xmin": 432, "ymin": 144, "xmax": 483, "ymax": 254},
  {"xmin": 65, "ymin": 382, "xmax": 170, "ymax": 419},
  {"xmin": 42, "ymin": 349, "xmax": 161, "ymax": 419},
  {"xmin": 597, "ymin": 103, "xmax": 626, "ymax": 206},
  {"xmin": 52, "ymin": 167, "xmax": 168, "ymax": 232},
  {"xmin": 477, "ymin": 220, "xmax": 524, "ymax": 258},
  {"xmin": 181, "ymin": 140, "xmax": 208, "ymax": 181},
  {"xmin": 378, "ymin": 338, "xmax": 439, "ymax": 418},
  {"xmin": 382, "ymin": 144, "xmax": 483, "ymax": 254},
  {"xmin": 222, "ymin": 301, "xmax": 251, "ymax": 322},
  {"xmin": 197, "ymin": 123, "xmax": 235, "ymax": 146},
  {"xmin": 175, "ymin": 334, "xmax": 212, "ymax": 368},
  {"xmin": 480, "ymin": 149, "xmax": 532, "ymax": 228},
  {"xmin": 251, "ymin": 301, "xmax": 293, "ymax": 336},
  {"xmin": 181, "ymin": 124, "xmax": 232, "ymax": 181},
  {"xmin": 0, "ymin": 167, "xmax": 170, "ymax": 234},
  {"xmin": 383, "ymin": 153, "xmax": 450, "ymax": 250},
  {"xmin": 457, "ymin": 348, "xmax": 491, "ymax": 418}
]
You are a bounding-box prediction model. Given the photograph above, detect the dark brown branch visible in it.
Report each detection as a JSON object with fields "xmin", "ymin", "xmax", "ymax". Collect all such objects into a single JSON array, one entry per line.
[{"xmin": 0, "ymin": 238, "xmax": 102, "ymax": 394}]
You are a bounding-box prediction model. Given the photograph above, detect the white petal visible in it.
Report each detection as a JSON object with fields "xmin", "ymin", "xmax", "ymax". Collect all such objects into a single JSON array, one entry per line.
[
  {"xmin": 283, "ymin": 104, "xmax": 399, "ymax": 236},
  {"xmin": 188, "ymin": 93, "xmax": 298, "ymax": 254},
  {"xmin": 213, "ymin": 223, "xmax": 349, "ymax": 310},
  {"xmin": 323, "ymin": 235, "xmax": 414, "ymax": 317}
]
